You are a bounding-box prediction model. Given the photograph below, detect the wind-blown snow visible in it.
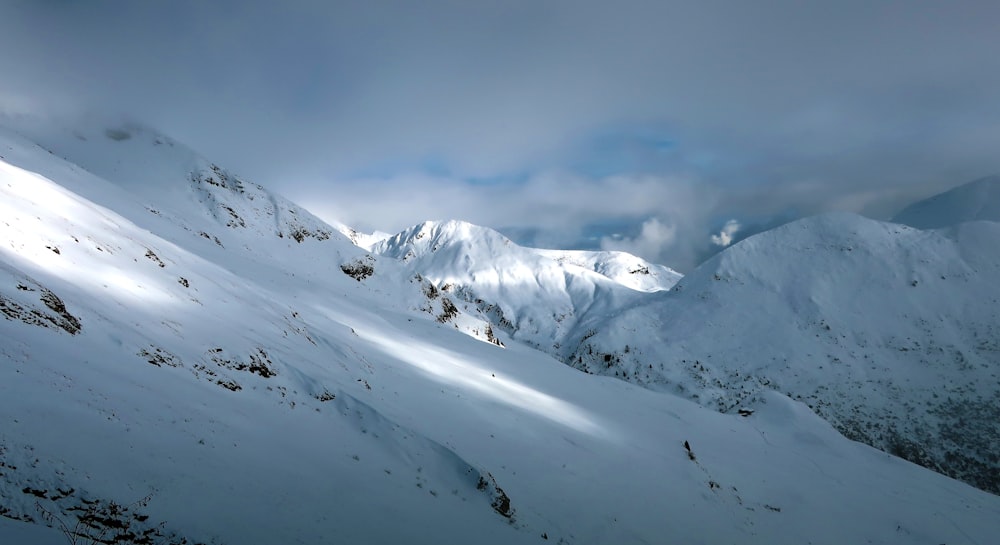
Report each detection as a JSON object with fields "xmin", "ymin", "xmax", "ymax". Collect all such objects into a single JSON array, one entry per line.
[{"xmin": 1, "ymin": 117, "xmax": 999, "ymax": 544}]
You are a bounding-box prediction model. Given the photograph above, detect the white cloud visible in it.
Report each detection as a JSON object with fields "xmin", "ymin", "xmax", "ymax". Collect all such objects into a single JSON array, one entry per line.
[
  {"xmin": 295, "ymin": 170, "xmax": 707, "ymax": 238},
  {"xmin": 600, "ymin": 218, "xmax": 678, "ymax": 261},
  {"xmin": 710, "ymin": 219, "xmax": 741, "ymax": 247},
  {"xmin": 5, "ymin": 1, "xmax": 999, "ymax": 271},
  {"xmin": 4, "ymin": 0, "xmax": 999, "ymax": 197},
  {"xmin": 292, "ymin": 170, "xmax": 715, "ymax": 269}
]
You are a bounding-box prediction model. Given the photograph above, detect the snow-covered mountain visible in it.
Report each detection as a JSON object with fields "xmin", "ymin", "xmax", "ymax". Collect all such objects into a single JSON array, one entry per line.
[
  {"xmin": 364, "ymin": 182, "xmax": 1000, "ymax": 495},
  {"xmin": 371, "ymin": 219, "xmax": 680, "ymax": 356},
  {"xmin": 893, "ymin": 175, "xmax": 1000, "ymax": 229},
  {"xmin": 2, "ymin": 116, "xmax": 1000, "ymax": 544},
  {"xmin": 565, "ymin": 212, "xmax": 1000, "ymax": 493}
]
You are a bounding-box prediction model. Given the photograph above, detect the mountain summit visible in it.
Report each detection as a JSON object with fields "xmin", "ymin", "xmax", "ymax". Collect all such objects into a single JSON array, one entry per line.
[{"xmin": 371, "ymin": 219, "xmax": 681, "ymax": 357}]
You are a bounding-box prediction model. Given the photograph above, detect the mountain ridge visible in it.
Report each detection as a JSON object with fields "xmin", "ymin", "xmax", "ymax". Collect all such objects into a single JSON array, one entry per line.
[
  {"xmin": 348, "ymin": 169, "xmax": 1000, "ymax": 494},
  {"xmin": 371, "ymin": 218, "xmax": 680, "ymax": 357},
  {"xmin": 2, "ymin": 116, "xmax": 999, "ymax": 543},
  {"xmin": 566, "ymin": 211, "xmax": 1000, "ymax": 492},
  {"xmin": 893, "ymin": 175, "xmax": 1000, "ymax": 229}
]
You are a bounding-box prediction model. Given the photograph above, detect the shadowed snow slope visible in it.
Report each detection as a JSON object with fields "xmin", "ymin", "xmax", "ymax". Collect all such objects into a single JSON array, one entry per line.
[
  {"xmin": 893, "ymin": 175, "xmax": 1000, "ymax": 229},
  {"xmin": 572, "ymin": 212, "xmax": 1000, "ymax": 494},
  {"xmin": 1, "ymin": 118, "xmax": 999, "ymax": 544}
]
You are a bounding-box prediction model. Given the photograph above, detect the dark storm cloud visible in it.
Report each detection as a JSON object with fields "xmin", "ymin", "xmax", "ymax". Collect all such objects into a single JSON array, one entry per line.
[{"xmin": 2, "ymin": 0, "xmax": 999, "ymax": 270}]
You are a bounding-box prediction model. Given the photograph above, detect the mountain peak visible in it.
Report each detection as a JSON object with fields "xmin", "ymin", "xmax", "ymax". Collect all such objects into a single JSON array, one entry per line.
[
  {"xmin": 0, "ymin": 115, "xmax": 345, "ymax": 250},
  {"xmin": 3, "ymin": 114, "xmax": 1000, "ymax": 544},
  {"xmin": 571, "ymin": 211, "xmax": 1000, "ymax": 493}
]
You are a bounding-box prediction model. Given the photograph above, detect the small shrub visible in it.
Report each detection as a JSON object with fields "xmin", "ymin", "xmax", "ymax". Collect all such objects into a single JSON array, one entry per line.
[
  {"xmin": 437, "ymin": 298, "xmax": 459, "ymax": 323},
  {"xmin": 35, "ymin": 493, "xmax": 193, "ymax": 545},
  {"xmin": 341, "ymin": 257, "xmax": 375, "ymax": 281}
]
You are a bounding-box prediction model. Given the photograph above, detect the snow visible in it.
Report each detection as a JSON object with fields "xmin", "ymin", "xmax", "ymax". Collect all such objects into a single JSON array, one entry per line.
[
  {"xmin": 2, "ymin": 116, "xmax": 999, "ymax": 544},
  {"xmin": 371, "ymin": 219, "xmax": 680, "ymax": 358},
  {"xmin": 0, "ymin": 516, "xmax": 63, "ymax": 545},
  {"xmin": 333, "ymin": 223, "xmax": 393, "ymax": 250},
  {"xmin": 568, "ymin": 212, "xmax": 1000, "ymax": 494},
  {"xmin": 893, "ymin": 175, "xmax": 1000, "ymax": 229},
  {"xmin": 531, "ymin": 248, "xmax": 681, "ymax": 293}
]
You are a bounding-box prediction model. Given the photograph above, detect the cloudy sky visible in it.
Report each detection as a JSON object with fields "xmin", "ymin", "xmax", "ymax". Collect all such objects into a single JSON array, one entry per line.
[{"xmin": 2, "ymin": 0, "xmax": 999, "ymax": 270}]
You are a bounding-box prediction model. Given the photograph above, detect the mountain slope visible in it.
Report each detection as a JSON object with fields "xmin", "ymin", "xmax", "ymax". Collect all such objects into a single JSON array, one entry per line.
[
  {"xmin": 0, "ymin": 117, "xmax": 503, "ymax": 347},
  {"xmin": 893, "ymin": 175, "xmax": 1000, "ymax": 229},
  {"xmin": 569, "ymin": 212, "xmax": 1000, "ymax": 493},
  {"xmin": 372, "ymin": 219, "xmax": 680, "ymax": 356},
  {"xmin": 532, "ymin": 247, "xmax": 681, "ymax": 292},
  {"xmin": 2, "ymin": 119, "xmax": 999, "ymax": 543}
]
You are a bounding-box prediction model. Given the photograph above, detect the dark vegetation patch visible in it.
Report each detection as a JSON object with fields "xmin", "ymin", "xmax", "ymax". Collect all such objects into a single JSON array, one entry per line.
[
  {"xmin": 38, "ymin": 289, "xmax": 81, "ymax": 335},
  {"xmin": 137, "ymin": 346, "xmax": 182, "ymax": 368},
  {"xmin": 209, "ymin": 347, "xmax": 277, "ymax": 378},
  {"xmin": 483, "ymin": 323, "xmax": 503, "ymax": 347},
  {"xmin": 1, "ymin": 284, "xmax": 81, "ymax": 335},
  {"xmin": 474, "ymin": 471, "xmax": 514, "ymax": 519},
  {"xmin": 1, "ymin": 443, "xmax": 210, "ymax": 544},
  {"xmin": 315, "ymin": 390, "xmax": 336, "ymax": 402},
  {"xmin": 436, "ymin": 298, "xmax": 459, "ymax": 323},
  {"xmin": 341, "ymin": 256, "xmax": 375, "ymax": 281},
  {"xmin": 216, "ymin": 379, "xmax": 242, "ymax": 392},
  {"xmin": 196, "ymin": 232, "xmax": 224, "ymax": 247},
  {"xmin": 104, "ymin": 128, "xmax": 132, "ymax": 141},
  {"xmin": 144, "ymin": 249, "xmax": 165, "ymax": 268},
  {"xmin": 287, "ymin": 226, "xmax": 332, "ymax": 243}
]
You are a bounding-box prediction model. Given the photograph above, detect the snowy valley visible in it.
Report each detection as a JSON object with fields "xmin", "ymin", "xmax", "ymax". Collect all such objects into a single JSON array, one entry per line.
[{"xmin": 1, "ymin": 116, "xmax": 999, "ymax": 544}]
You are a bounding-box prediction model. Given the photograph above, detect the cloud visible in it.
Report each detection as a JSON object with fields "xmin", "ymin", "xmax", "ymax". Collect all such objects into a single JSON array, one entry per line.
[
  {"xmin": 290, "ymin": 169, "xmax": 717, "ymax": 269},
  {"xmin": 710, "ymin": 220, "xmax": 741, "ymax": 247},
  {"xmin": 600, "ymin": 218, "xmax": 678, "ymax": 261},
  {"xmin": 292, "ymin": 169, "xmax": 704, "ymax": 233},
  {"xmin": 3, "ymin": 1, "xmax": 998, "ymax": 184},
  {"xmin": 2, "ymin": 1, "xmax": 999, "ymax": 271}
]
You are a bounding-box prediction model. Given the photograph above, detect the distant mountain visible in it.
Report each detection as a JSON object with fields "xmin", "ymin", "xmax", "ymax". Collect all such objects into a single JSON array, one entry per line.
[
  {"xmin": 365, "ymin": 184, "xmax": 1000, "ymax": 494},
  {"xmin": 2, "ymin": 116, "xmax": 999, "ymax": 544},
  {"xmin": 568, "ymin": 212, "xmax": 1000, "ymax": 493},
  {"xmin": 360, "ymin": 177, "xmax": 1000, "ymax": 495},
  {"xmin": 893, "ymin": 175, "xmax": 1000, "ymax": 229},
  {"xmin": 371, "ymin": 219, "xmax": 680, "ymax": 357},
  {"xmin": 3, "ymin": 117, "xmax": 340, "ymax": 245}
]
